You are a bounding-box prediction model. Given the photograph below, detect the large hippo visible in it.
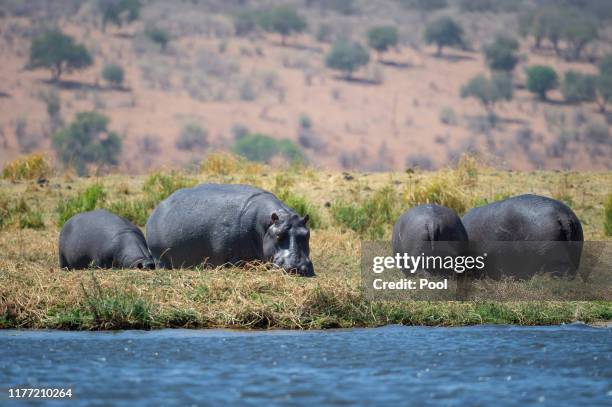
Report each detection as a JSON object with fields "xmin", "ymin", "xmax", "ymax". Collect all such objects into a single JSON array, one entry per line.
[
  {"xmin": 59, "ymin": 209, "xmax": 155, "ymax": 270},
  {"xmin": 462, "ymin": 194, "xmax": 583, "ymax": 279},
  {"xmin": 146, "ymin": 184, "xmax": 315, "ymax": 276},
  {"xmin": 392, "ymin": 204, "xmax": 469, "ymax": 277}
]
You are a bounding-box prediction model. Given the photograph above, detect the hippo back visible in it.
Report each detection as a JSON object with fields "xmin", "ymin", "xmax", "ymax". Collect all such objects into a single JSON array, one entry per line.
[
  {"xmin": 146, "ymin": 183, "xmax": 289, "ymax": 268},
  {"xmin": 462, "ymin": 194, "xmax": 583, "ymax": 279},
  {"xmin": 392, "ymin": 204, "xmax": 468, "ymax": 277}
]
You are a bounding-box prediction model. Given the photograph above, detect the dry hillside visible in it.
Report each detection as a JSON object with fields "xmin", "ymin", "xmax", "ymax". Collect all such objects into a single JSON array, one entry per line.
[{"xmin": 0, "ymin": 0, "xmax": 611, "ymax": 173}]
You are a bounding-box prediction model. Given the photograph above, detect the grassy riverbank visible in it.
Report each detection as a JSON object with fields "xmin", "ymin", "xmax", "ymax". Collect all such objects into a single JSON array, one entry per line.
[{"xmin": 1, "ymin": 154, "xmax": 611, "ymax": 329}]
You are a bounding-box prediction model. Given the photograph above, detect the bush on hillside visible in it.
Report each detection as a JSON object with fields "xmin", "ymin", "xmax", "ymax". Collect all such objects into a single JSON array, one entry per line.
[
  {"xmin": 525, "ymin": 65, "xmax": 558, "ymax": 101},
  {"xmin": 424, "ymin": 17, "xmax": 464, "ymax": 56},
  {"xmin": 325, "ymin": 40, "xmax": 370, "ymax": 79},
  {"xmin": 52, "ymin": 112, "xmax": 122, "ymax": 176}
]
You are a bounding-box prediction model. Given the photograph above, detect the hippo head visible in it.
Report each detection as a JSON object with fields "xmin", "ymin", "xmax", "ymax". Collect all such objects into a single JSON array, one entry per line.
[
  {"xmin": 117, "ymin": 232, "xmax": 156, "ymax": 270},
  {"xmin": 263, "ymin": 212, "xmax": 315, "ymax": 277}
]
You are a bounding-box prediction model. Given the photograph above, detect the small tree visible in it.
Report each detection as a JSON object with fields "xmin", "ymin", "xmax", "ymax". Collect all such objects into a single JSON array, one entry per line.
[
  {"xmin": 525, "ymin": 65, "xmax": 558, "ymax": 101},
  {"xmin": 594, "ymin": 54, "xmax": 612, "ymax": 113},
  {"xmin": 145, "ymin": 25, "xmax": 170, "ymax": 50},
  {"xmin": 52, "ymin": 112, "xmax": 122, "ymax": 175},
  {"xmin": 598, "ymin": 54, "xmax": 612, "ymax": 77},
  {"xmin": 258, "ymin": 5, "xmax": 307, "ymax": 45},
  {"xmin": 461, "ymin": 72, "xmax": 513, "ymax": 113},
  {"xmin": 98, "ymin": 0, "xmax": 141, "ymax": 32},
  {"xmin": 325, "ymin": 40, "xmax": 369, "ymax": 79},
  {"xmin": 28, "ymin": 30, "xmax": 92, "ymax": 81},
  {"xmin": 561, "ymin": 70, "xmax": 596, "ymax": 104},
  {"xmin": 367, "ymin": 25, "xmax": 399, "ymax": 59},
  {"xmin": 483, "ymin": 34, "xmax": 519, "ymax": 72},
  {"xmin": 562, "ymin": 12, "xmax": 598, "ymax": 61},
  {"xmin": 102, "ymin": 63, "xmax": 124, "ymax": 88},
  {"xmin": 424, "ymin": 16, "xmax": 464, "ymax": 56}
]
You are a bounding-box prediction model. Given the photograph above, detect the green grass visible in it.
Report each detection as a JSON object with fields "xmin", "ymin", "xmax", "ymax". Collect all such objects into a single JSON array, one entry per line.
[{"xmin": 56, "ymin": 183, "xmax": 106, "ymax": 227}]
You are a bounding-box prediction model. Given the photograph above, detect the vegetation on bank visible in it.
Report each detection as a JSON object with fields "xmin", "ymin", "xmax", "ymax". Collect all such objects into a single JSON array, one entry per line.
[{"xmin": 0, "ymin": 153, "xmax": 611, "ymax": 329}]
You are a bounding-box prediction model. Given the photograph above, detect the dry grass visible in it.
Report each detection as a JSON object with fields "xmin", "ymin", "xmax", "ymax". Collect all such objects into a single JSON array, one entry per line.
[{"xmin": 0, "ymin": 158, "xmax": 611, "ymax": 329}]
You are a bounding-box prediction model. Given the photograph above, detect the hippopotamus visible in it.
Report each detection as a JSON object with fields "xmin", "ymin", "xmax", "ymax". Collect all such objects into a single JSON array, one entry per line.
[
  {"xmin": 392, "ymin": 204, "xmax": 469, "ymax": 277},
  {"xmin": 462, "ymin": 194, "xmax": 584, "ymax": 279},
  {"xmin": 59, "ymin": 209, "xmax": 155, "ymax": 270},
  {"xmin": 145, "ymin": 183, "xmax": 315, "ymax": 276}
]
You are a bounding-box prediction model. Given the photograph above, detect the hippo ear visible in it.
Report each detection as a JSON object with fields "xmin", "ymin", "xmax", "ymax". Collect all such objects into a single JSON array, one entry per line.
[
  {"xmin": 302, "ymin": 214, "xmax": 310, "ymax": 225},
  {"xmin": 271, "ymin": 212, "xmax": 279, "ymax": 224}
]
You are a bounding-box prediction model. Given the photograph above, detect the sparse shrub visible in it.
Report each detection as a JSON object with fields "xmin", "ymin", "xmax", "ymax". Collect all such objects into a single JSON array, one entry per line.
[
  {"xmin": 2, "ymin": 153, "xmax": 51, "ymax": 181},
  {"xmin": 424, "ymin": 17, "xmax": 464, "ymax": 56},
  {"xmin": 325, "ymin": 40, "xmax": 369, "ymax": 79},
  {"xmin": 562, "ymin": 71, "xmax": 596, "ymax": 104},
  {"xmin": 102, "ymin": 63, "xmax": 124, "ymax": 88},
  {"xmin": 144, "ymin": 24, "xmax": 170, "ymax": 50},
  {"xmin": 52, "ymin": 112, "xmax": 122, "ymax": 175},
  {"xmin": 176, "ymin": 122, "xmax": 208, "ymax": 151},
  {"xmin": 483, "ymin": 34, "xmax": 519, "ymax": 72},
  {"xmin": 525, "ymin": 65, "xmax": 558, "ymax": 101},
  {"xmin": 139, "ymin": 134, "xmax": 160, "ymax": 154},
  {"xmin": 461, "ymin": 72, "xmax": 513, "ymax": 113},
  {"xmin": 28, "ymin": 29, "xmax": 92, "ymax": 81},
  {"xmin": 98, "ymin": 0, "xmax": 141, "ymax": 32},
  {"xmin": 318, "ymin": 0, "xmax": 357, "ymax": 15},
  {"xmin": 331, "ymin": 186, "xmax": 400, "ymax": 239},
  {"xmin": 56, "ymin": 184, "xmax": 106, "ymax": 227},
  {"xmin": 405, "ymin": 154, "xmax": 434, "ymax": 170},
  {"xmin": 584, "ymin": 122, "xmax": 609, "ymax": 144},
  {"xmin": 367, "ymin": 25, "xmax": 399, "ymax": 59},
  {"xmin": 316, "ymin": 23, "xmax": 332, "ymax": 43},
  {"xmin": 38, "ymin": 88, "xmax": 61, "ymax": 119},
  {"xmin": 258, "ymin": 5, "xmax": 307, "ymax": 45},
  {"xmin": 604, "ymin": 193, "xmax": 612, "ymax": 236},
  {"xmin": 239, "ymin": 79, "xmax": 256, "ymax": 101},
  {"xmin": 404, "ymin": 174, "xmax": 468, "ymax": 215},
  {"xmin": 515, "ymin": 126, "xmax": 533, "ymax": 151},
  {"xmin": 595, "ymin": 55, "xmax": 612, "ymax": 113},
  {"xmin": 233, "ymin": 10, "xmax": 258, "ymax": 36},
  {"xmin": 299, "ymin": 113, "xmax": 312, "ymax": 130},
  {"xmin": 276, "ymin": 190, "xmax": 321, "ymax": 229},
  {"xmin": 439, "ymin": 106, "xmax": 457, "ymax": 125},
  {"xmin": 13, "ymin": 117, "xmax": 41, "ymax": 154},
  {"xmin": 231, "ymin": 124, "xmax": 249, "ymax": 140},
  {"xmin": 232, "ymin": 133, "xmax": 304, "ymax": 164}
]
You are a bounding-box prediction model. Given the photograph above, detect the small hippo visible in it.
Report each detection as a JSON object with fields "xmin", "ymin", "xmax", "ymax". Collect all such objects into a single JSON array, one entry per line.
[
  {"xmin": 392, "ymin": 204, "xmax": 469, "ymax": 277},
  {"xmin": 145, "ymin": 184, "xmax": 315, "ymax": 276},
  {"xmin": 59, "ymin": 209, "xmax": 155, "ymax": 270},
  {"xmin": 462, "ymin": 194, "xmax": 583, "ymax": 279}
]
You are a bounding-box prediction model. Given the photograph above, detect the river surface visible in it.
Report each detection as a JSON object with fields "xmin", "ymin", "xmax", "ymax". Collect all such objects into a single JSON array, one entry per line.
[{"xmin": 1, "ymin": 324, "xmax": 611, "ymax": 406}]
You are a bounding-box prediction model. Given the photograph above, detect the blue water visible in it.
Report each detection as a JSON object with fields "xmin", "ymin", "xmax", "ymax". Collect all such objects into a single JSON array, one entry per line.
[{"xmin": 1, "ymin": 325, "xmax": 611, "ymax": 406}]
